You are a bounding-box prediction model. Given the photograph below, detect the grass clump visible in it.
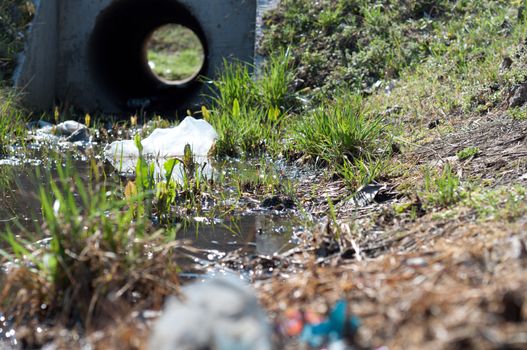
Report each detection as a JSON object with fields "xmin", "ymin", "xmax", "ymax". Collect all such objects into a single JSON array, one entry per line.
[
  {"xmin": 291, "ymin": 92, "xmax": 391, "ymax": 189},
  {"xmin": 0, "ymin": 162, "xmax": 180, "ymax": 331},
  {"xmin": 456, "ymin": 146, "xmax": 479, "ymax": 161},
  {"xmin": 0, "ymin": 88, "xmax": 27, "ymax": 155},
  {"xmin": 292, "ymin": 93, "xmax": 384, "ymax": 164},
  {"xmin": 207, "ymin": 52, "xmax": 296, "ymax": 158},
  {"xmin": 423, "ymin": 164, "xmax": 464, "ymax": 208}
]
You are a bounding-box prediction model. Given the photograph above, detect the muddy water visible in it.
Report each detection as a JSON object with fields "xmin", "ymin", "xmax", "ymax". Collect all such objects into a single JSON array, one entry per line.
[
  {"xmin": 0, "ymin": 151, "xmax": 110, "ymax": 238},
  {"xmin": 0, "ymin": 152, "xmax": 297, "ymax": 257},
  {"xmin": 179, "ymin": 213, "xmax": 297, "ymax": 257},
  {"xmin": 0, "ymin": 151, "xmax": 297, "ymax": 347}
]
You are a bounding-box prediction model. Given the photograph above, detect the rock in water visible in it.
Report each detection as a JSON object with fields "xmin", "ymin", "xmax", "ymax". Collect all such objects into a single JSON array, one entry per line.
[
  {"xmin": 149, "ymin": 276, "xmax": 272, "ymax": 350},
  {"xmin": 55, "ymin": 120, "xmax": 87, "ymax": 136},
  {"xmin": 33, "ymin": 120, "xmax": 90, "ymax": 143}
]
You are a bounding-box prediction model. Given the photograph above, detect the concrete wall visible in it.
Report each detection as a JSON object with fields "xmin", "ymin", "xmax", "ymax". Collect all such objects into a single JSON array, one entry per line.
[
  {"xmin": 14, "ymin": 0, "xmax": 58, "ymax": 109},
  {"xmin": 15, "ymin": 0, "xmax": 257, "ymax": 115}
]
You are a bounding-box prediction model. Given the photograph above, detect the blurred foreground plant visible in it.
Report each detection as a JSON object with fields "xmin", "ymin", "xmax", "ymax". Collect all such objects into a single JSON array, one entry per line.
[{"xmin": 0, "ymin": 159, "xmax": 180, "ymax": 330}]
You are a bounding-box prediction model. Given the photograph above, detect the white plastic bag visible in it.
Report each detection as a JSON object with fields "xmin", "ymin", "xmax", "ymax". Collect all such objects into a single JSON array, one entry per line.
[{"xmin": 104, "ymin": 117, "xmax": 218, "ymax": 180}]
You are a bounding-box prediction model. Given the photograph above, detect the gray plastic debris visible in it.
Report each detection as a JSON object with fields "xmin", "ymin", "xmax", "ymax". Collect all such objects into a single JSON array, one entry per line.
[
  {"xmin": 32, "ymin": 120, "xmax": 90, "ymax": 143},
  {"xmin": 149, "ymin": 276, "xmax": 272, "ymax": 350},
  {"xmin": 54, "ymin": 121, "xmax": 86, "ymax": 136},
  {"xmin": 351, "ymin": 183, "xmax": 397, "ymax": 207}
]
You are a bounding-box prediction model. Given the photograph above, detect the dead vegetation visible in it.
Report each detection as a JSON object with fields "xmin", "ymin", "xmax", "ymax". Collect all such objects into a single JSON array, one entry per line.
[
  {"xmin": 412, "ymin": 115, "xmax": 527, "ymax": 187},
  {"xmin": 256, "ymin": 217, "xmax": 527, "ymax": 349}
]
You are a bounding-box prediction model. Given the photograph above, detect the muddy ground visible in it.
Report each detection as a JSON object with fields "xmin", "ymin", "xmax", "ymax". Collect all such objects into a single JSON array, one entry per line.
[{"xmin": 19, "ymin": 111, "xmax": 524, "ymax": 350}]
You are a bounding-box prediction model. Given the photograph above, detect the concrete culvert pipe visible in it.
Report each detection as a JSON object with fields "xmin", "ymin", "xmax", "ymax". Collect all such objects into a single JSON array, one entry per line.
[
  {"xmin": 15, "ymin": 0, "xmax": 257, "ymax": 116},
  {"xmin": 89, "ymin": 0, "xmax": 208, "ymax": 113}
]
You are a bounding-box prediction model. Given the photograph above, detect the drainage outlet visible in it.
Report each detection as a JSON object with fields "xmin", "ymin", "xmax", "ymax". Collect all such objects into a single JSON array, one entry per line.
[{"xmin": 15, "ymin": 0, "xmax": 257, "ymax": 115}]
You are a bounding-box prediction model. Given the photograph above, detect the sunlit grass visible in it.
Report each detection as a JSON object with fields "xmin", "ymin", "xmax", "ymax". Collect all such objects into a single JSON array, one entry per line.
[
  {"xmin": 207, "ymin": 52, "xmax": 296, "ymax": 158},
  {"xmin": 146, "ymin": 24, "xmax": 205, "ymax": 82},
  {"xmin": 147, "ymin": 49, "xmax": 204, "ymax": 81},
  {"xmin": 291, "ymin": 93, "xmax": 385, "ymax": 165},
  {"xmin": 0, "ymin": 88, "xmax": 27, "ymax": 155},
  {"xmin": 0, "ymin": 160, "xmax": 180, "ymax": 328}
]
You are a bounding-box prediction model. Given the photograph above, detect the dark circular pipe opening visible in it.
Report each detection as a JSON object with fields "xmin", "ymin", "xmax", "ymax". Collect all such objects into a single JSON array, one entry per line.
[{"xmin": 89, "ymin": 0, "xmax": 208, "ymax": 114}]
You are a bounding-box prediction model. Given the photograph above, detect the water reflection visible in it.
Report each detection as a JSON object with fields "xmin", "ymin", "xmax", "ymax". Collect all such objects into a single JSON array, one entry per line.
[
  {"xmin": 178, "ymin": 214, "xmax": 295, "ymax": 258},
  {"xmin": 0, "ymin": 157, "xmax": 297, "ymax": 258}
]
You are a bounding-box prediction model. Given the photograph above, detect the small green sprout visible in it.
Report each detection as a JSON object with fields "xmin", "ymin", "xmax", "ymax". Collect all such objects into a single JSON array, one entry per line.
[{"xmin": 456, "ymin": 147, "xmax": 479, "ymax": 161}]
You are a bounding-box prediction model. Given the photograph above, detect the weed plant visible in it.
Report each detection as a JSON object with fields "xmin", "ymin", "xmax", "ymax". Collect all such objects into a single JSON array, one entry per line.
[
  {"xmin": 424, "ymin": 164, "xmax": 463, "ymax": 208},
  {"xmin": 456, "ymin": 147, "xmax": 479, "ymax": 161},
  {"xmin": 126, "ymin": 135, "xmax": 218, "ymax": 224},
  {"xmin": 338, "ymin": 156, "xmax": 387, "ymax": 190}
]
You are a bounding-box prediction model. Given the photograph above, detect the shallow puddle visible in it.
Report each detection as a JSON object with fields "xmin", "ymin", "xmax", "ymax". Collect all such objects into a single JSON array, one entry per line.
[
  {"xmin": 0, "ymin": 133, "xmax": 303, "ymax": 348},
  {"xmin": 0, "ymin": 145, "xmax": 299, "ymax": 257},
  {"xmin": 178, "ymin": 213, "xmax": 297, "ymax": 259},
  {"xmin": 0, "ymin": 151, "xmax": 108, "ymax": 239}
]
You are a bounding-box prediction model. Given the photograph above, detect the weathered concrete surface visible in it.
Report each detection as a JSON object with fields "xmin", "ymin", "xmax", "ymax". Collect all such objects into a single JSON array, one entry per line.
[
  {"xmin": 15, "ymin": 0, "xmax": 257, "ymax": 115},
  {"xmin": 14, "ymin": 0, "xmax": 58, "ymax": 109}
]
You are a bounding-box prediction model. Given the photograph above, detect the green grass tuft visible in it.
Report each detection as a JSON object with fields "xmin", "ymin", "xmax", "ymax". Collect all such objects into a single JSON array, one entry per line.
[
  {"xmin": 424, "ymin": 164, "xmax": 463, "ymax": 208},
  {"xmin": 0, "ymin": 88, "xmax": 27, "ymax": 155},
  {"xmin": 291, "ymin": 93, "xmax": 385, "ymax": 165},
  {"xmin": 456, "ymin": 146, "xmax": 479, "ymax": 161},
  {"xmin": 207, "ymin": 52, "xmax": 296, "ymax": 158},
  {"xmin": 0, "ymin": 160, "xmax": 180, "ymax": 327}
]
